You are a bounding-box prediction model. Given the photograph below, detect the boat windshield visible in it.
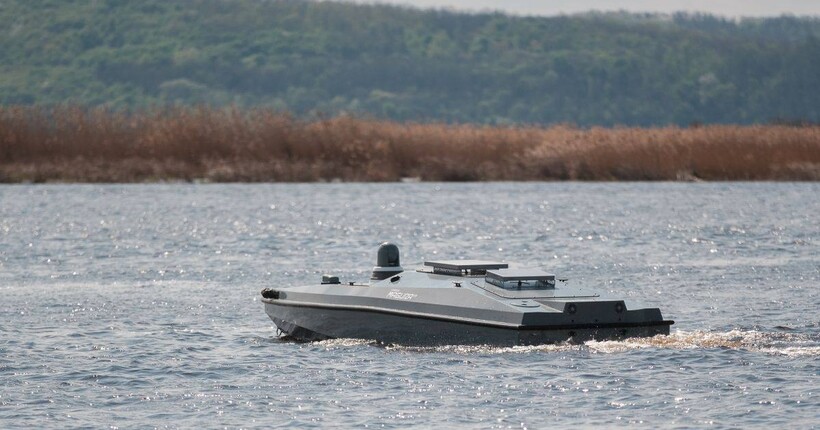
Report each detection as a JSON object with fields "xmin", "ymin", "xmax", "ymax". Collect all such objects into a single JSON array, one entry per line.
[
  {"xmin": 486, "ymin": 277, "xmax": 556, "ymax": 290},
  {"xmin": 485, "ymin": 269, "xmax": 556, "ymax": 290}
]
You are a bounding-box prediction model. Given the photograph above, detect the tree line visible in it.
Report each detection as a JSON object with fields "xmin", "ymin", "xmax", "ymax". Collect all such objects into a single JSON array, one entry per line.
[{"xmin": 1, "ymin": 0, "xmax": 819, "ymax": 126}]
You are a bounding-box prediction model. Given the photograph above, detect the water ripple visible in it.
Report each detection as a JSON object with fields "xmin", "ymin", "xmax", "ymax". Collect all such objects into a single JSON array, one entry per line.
[{"xmin": 1, "ymin": 183, "xmax": 818, "ymax": 428}]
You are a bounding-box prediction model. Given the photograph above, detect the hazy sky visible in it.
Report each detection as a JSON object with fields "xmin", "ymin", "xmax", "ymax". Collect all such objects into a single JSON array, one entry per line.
[{"xmin": 348, "ymin": 0, "xmax": 820, "ymax": 17}]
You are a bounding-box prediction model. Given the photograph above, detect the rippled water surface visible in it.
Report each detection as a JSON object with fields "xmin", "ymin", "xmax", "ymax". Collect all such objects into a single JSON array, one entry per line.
[{"xmin": 1, "ymin": 183, "xmax": 818, "ymax": 428}]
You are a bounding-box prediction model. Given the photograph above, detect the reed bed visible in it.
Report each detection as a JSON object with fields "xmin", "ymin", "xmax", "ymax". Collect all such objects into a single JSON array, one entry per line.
[{"xmin": 1, "ymin": 106, "xmax": 818, "ymax": 182}]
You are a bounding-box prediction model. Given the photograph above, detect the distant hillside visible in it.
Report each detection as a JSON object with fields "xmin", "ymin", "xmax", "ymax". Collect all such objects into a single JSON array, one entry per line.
[{"xmin": 1, "ymin": 0, "xmax": 819, "ymax": 126}]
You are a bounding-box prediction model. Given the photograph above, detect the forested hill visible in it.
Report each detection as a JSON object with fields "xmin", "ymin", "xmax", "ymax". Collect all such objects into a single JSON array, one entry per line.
[{"xmin": 2, "ymin": 0, "xmax": 819, "ymax": 126}]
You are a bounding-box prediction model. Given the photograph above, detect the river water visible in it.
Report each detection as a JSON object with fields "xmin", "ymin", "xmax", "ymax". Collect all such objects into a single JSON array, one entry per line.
[{"xmin": 0, "ymin": 183, "xmax": 817, "ymax": 428}]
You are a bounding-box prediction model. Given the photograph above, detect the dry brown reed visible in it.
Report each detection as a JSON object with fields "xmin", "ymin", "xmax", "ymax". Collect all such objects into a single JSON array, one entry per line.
[{"xmin": 1, "ymin": 106, "xmax": 818, "ymax": 182}]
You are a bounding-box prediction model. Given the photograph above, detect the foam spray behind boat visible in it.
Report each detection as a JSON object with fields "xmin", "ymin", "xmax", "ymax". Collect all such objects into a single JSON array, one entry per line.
[{"xmin": 371, "ymin": 242, "xmax": 403, "ymax": 280}]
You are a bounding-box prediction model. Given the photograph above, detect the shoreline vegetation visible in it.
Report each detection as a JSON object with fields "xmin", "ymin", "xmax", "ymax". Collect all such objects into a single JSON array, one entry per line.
[
  {"xmin": 1, "ymin": 106, "xmax": 819, "ymax": 183},
  {"xmin": 4, "ymin": 1, "xmax": 820, "ymax": 126}
]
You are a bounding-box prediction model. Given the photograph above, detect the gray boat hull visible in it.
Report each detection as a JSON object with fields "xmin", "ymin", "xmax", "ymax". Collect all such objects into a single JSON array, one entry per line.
[
  {"xmin": 262, "ymin": 247, "xmax": 673, "ymax": 346},
  {"xmin": 263, "ymin": 295, "xmax": 671, "ymax": 346}
]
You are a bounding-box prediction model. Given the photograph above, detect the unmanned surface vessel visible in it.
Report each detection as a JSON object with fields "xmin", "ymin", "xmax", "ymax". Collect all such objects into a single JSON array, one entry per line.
[{"xmin": 261, "ymin": 243, "xmax": 673, "ymax": 346}]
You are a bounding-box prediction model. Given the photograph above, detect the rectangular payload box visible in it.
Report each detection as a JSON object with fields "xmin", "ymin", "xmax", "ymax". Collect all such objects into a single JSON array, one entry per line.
[{"xmin": 424, "ymin": 260, "xmax": 508, "ymax": 276}]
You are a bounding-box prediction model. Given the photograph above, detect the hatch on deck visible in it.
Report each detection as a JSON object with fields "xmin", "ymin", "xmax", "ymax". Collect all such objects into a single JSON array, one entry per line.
[
  {"xmin": 486, "ymin": 268, "xmax": 556, "ymax": 290},
  {"xmin": 424, "ymin": 260, "xmax": 508, "ymax": 276}
]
